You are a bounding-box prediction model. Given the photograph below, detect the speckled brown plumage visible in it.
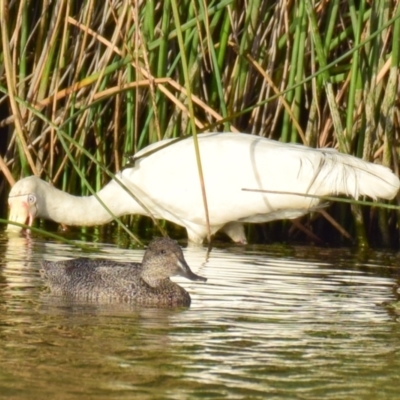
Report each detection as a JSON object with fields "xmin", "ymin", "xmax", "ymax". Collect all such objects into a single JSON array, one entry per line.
[{"xmin": 40, "ymin": 238, "xmax": 207, "ymax": 307}]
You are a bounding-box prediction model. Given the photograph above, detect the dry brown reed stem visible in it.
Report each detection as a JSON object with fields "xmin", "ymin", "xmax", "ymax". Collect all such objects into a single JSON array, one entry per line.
[
  {"xmin": 0, "ymin": 155, "xmax": 15, "ymax": 186},
  {"xmin": 0, "ymin": 1, "xmax": 399, "ymax": 246},
  {"xmin": 229, "ymin": 41, "xmax": 307, "ymax": 143},
  {"xmin": 318, "ymin": 209, "xmax": 353, "ymax": 241},
  {"xmin": 0, "ymin": 18, "xmax": 238, "ymax": 133},
  {"xmin": 288, "ymin": 218, "xmax": 325, "ymax": 244},
  {"xmin": 0, "ymin": 0, "xmax": 38, "ymax": 176},
  {"xmin": 67, "ymin": 16, "xmax": 236, "ymax": 132}
]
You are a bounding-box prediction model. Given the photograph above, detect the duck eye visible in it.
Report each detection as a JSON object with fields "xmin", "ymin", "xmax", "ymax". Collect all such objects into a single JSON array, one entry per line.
[
  {"xmin": 27, "ymin": 194, "xmax": 36, "ymax": 204},
  {"xmin": 160, "ymin": 249, "xmax": 166, "ymax": 255}
]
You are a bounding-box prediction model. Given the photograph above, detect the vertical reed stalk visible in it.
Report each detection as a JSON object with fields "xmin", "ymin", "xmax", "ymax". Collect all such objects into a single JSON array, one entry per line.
[
  {"xmin": 0, "ymin": 1, "xmax": 399, "ymax": 246},
  {"xmin": 171, "ymin": 0, "xmax": 211, "ymax": 242}
]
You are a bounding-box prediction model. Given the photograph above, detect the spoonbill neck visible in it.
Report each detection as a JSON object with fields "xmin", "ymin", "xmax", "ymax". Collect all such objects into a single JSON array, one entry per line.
[{"xmin": 38, "ymin": 178, "xmax": 144, "ymax": 226}]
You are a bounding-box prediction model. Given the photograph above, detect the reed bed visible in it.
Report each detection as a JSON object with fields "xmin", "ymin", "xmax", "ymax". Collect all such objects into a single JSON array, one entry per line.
[{"xmin": 0, "ymin": 0, "xmax": 399, "ymax": 246}]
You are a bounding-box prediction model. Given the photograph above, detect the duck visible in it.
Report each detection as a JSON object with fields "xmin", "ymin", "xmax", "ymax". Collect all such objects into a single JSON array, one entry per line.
[
  {"xmin": 40, "ymin": 237, "xmax": 207, "ymax": 307},
  {"xmin": 7, "ymin": 132, "xmax": 400, "ymax": 244}
]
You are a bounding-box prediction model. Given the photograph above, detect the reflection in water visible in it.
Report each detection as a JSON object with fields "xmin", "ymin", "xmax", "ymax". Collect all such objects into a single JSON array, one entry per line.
[
  {"xmin": 0, "ymin": 229, "xmax": 400, "ymax": 399},
  {"xmin": 1, "ymin": 234, "xmax": 37, "ymax": 290}
]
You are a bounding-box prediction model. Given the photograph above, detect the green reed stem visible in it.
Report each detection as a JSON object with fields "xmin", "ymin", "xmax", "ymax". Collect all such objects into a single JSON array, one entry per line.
[
  {"xmin": 281, "ymin": 2, "xmax": 305, "ymax": 143},
  {"xmin": 170, "ymin": 0, "xmax": 211, "ymax": 243},
  {"xmin": 346, "ymin": 0, "xmax": 365, "ymax": 144},
  {"xmin": 0, "ymin": 219, "xmax": 105, "ymax": 250},
  {"xmin": 210, "ymin": 9, "xmax": 230, "ymax": 130},
  {"xmin": 305, "ymin": 0, "xmax": 347, "ymax": 152},
  {"xmin": 0, "ymin": 85, "xmax": 171, "ymax": 245}
]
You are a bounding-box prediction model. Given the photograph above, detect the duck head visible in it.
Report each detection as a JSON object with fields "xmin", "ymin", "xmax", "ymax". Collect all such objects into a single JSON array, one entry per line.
[{"xmin": 141, "ymin": 237, "xmax": 207, "ymax": 287}]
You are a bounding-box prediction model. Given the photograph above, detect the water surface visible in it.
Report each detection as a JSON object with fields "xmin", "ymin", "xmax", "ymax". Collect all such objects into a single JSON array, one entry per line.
[{"xmin": 1, "ymin": 230, "xmax": 400, "ymax": 399}]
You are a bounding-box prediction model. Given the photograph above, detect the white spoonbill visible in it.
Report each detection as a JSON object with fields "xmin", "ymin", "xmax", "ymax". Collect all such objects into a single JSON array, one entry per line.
[{"xmin": 7, "ymin": 132, "xmax": 400, "ymax": 243}]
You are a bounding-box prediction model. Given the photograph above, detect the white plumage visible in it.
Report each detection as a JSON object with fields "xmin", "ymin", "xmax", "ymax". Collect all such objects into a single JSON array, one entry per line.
[{"xmin": 7, "ymin": 132, "xmax": 400, "ymax": 243}]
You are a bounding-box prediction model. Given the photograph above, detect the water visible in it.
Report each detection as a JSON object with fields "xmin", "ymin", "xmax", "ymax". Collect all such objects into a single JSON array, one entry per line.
[{"xmin": 1, "ymin": 230, "xmax": 400, "ymax": 399}]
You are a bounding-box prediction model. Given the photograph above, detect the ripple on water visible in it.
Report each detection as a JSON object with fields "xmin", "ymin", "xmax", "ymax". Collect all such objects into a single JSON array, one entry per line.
[{"xmin": 0, "ymin": 231, "xmax": 400, "ymax": 399}]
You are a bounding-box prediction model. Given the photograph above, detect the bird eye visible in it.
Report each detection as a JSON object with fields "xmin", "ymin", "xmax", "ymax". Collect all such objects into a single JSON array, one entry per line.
[
  {"xmin": 27, "ymin": 194, "xmax": 36, "ymax": 204},
  {"xmin": 160, "ymin": 249, "xmax": 166, "ymax": 255}
]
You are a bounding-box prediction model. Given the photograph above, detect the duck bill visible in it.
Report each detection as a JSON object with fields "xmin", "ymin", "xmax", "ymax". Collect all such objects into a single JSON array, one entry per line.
[
  {"xmin": 6, "ymin": 198, "xmax": 30, "ymax": 232},
  {"xmin": 178, "ymin": 260, "xmax": 207, "ymax": 282}
]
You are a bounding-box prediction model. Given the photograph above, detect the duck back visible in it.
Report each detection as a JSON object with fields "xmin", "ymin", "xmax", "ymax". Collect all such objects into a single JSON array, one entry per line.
[{"xmin": 41, "ymin": 258, "xmax": 192, "ymax": 307}]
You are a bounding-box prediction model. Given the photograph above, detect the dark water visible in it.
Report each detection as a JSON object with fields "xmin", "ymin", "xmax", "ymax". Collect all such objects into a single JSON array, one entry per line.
[{"xmin": 1, "ymin": 229, "xmax": 400, "ymax": 399}]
